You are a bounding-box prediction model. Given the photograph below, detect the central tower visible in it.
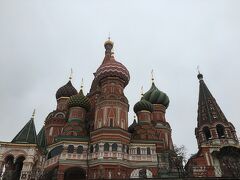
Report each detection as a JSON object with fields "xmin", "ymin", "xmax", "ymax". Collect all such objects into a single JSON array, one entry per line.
[{"xmin": 88, "ymin": 39, "xmax": 131, "ymax": 178}]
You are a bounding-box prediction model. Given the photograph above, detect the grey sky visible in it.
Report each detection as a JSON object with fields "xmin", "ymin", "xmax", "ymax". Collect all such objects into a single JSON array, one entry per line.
[{"xmin": 0, "ymin": 0, "xmax": 240, "ymax": 157}]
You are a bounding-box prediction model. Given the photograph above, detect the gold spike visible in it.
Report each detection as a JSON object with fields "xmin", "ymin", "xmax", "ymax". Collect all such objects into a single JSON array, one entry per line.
[
  {"xmin": 151, "ymin": 69, "xmax": 154, "ymax": 83},
  {"xmin": 141, "ymin": 86, "xmax": 144, "ymax": 97},
  {"xmin": 80, "ymin": 78, "xmax": 84, "ymax": 90},
  {"xmin": 197, "ymin": 65, "xmax": 200, "ymax": 74},
  {"xmin": 32, "ymin": 109, "xmax": 36, "ymax": 118},
  {"xmin": 108, "ymin": 32, "xmax": 111, "ymax": 41},
  {"xmin": 69, "ymin": 68, "xmax": 73, "ymax": 80}
]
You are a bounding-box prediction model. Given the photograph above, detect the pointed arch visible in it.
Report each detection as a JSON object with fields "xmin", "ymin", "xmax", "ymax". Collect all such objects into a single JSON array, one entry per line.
[{"xmin": 203, "ymin": 126, "xmax": 211, "ymax": 141}]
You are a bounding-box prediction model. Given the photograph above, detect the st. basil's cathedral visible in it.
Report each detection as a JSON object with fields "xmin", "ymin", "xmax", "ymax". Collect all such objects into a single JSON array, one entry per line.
[{"xmin": 0, "ymin": 39, "xmax": 239, "ymax": 180}]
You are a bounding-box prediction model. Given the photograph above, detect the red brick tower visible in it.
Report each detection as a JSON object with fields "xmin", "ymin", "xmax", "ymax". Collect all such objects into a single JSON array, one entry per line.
[
  {"xmin": 88, "ymin": 39, "xmax": 131, "ymax": 179},
  {"xmin": 186, "ymin": 73, "xmax": 240, "ymax": 177},
  {"xmin": 45, "ymin": 79, "xmax": 77, "ymax": 145}
]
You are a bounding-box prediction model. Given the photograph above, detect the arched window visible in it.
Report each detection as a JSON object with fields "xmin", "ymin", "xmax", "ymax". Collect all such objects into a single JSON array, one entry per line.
[
  {"xmin": 95, "ymin": 144, "xmax": 99, "ymax": 152},
  {"xmin": 126, "ymin": 146, "xmax": 129, "ymax": 154},
  {"xmin": 110, "ymin": 119, "xmax": 113, "ymax": 127},
  {"xmin": 203, "ymin": 126, "xmax": 211, "ymax": 141},
  {"xmin": 137, "ymin": 147, "xmax": 141, "ymax": 155},
  {"xmin": 112, "ymin": 143, "xmax": 118, "ymax": 151},
  {"xmin": 104, "ymin": 143, "xmax": 109, "ymax": 151},
  {"xmin": 216, "ymin": 124, "xmax": 225, "ymax": 138},
  {"xmin": 67, "ymin": 145, "xmax": 74, "ymax": 153},
  {"xmin": 47, "ymin": 145, "xmax": 64, "ymax": 159},
  {"xmin": 122, "ymin": 144, "xmax": 125, "ymax": 152},
  {"xmin": 90, "ymin": 145, "xmax": 94, "ymax": 153},
  {"xmin": 147, "ymin": 147, "xmax": 151, "ymax": 155},
  {"xmin": 77, "ymin": 146, "xmax": 83, "ymax": 154}
]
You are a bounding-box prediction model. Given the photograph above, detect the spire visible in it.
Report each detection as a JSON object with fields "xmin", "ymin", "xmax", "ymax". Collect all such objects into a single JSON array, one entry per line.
[
  {"xmin": 12, "ymin": 110, "xmax": 37, "ymax": 144},
  {"xmin": 80, "ymin": 78, "xmax": 84, "ymax": 91},
  {"xmin": 69, "ymin": 68, "xmax": 73, "ymax": 81},
  {"xmin": 197, "ymin": 73, "xmax": 228, "ymax": 127},
  {"xmin": 151, "ymin": 69, "xmax": 154, "ymax": 83},
  {"xmin": 37, "ymin": 126, "xmax": 46, "ymax": 150},
  {"xmin": 104, "ymin": 36, "xmax": 114, "ymax": 56},
  {"xmin": 141, "ymin": 86, "xmax": 144, "ymax": 97}
]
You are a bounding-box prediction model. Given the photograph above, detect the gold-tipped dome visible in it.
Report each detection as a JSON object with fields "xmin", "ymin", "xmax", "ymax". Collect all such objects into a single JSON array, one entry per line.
[
  {"xmin": 95, "ymin": 39, "xmax": 130, "ymax": 87},
  {"xmin": 68, "ymin": 89, "xmax": 91, "ymax": 111},
  {"xmin": 56, "ymin": 80, "xmax": 78, "ymax": 99}
]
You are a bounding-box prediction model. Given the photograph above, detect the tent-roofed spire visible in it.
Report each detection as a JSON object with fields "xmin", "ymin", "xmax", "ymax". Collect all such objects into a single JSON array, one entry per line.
[
  {"xmin": 197, "ymin": 73, "xmax": 228, "ymax": 127},
  {"xmin": 12, "ymin": 110, "xmax": 37, "ymax": 144},
  {"xmin": 37, "ymin": 126, "xmax": 46, "ymax": 149}
]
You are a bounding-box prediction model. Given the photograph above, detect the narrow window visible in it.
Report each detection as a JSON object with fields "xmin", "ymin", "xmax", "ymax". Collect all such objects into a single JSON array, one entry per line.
[
  {"xmin": 110, "ymin": 119, "xmax": 113, "ymax": 127},
  {"xmin": 137, "ymin": 147, "xmax": 141, "ymax": 155},
  {"xmin": 95, "ymin": 144, "xmax": 99, "ymax": 152},
  {"xmin": 90, "ymin": 145, "xmax": 94, "ymax": 153},
  {"xmin": 147, "ymin": 147, "xmax": 151, "ymax": 155},
  {"xmin": 216, "ymin": 124, "xmax": 225, "ymax": 138},
  {"xmin": 203, "ymin": 126, "xmax": 211, "ymax": 141},
  {"xmin": 104, "ymin": 143, "xmax": 110, "ymax": 151},
  {"xmin": 77, "ymin": 146, "xmax": 83, "ymax": 154},
  {"xmin": 67, "ymin": 145, "xmax": 74, "ymax": 153},
  {"xmin": 112, "ymin": 143, "xmax": 118, "ymax": 151}
]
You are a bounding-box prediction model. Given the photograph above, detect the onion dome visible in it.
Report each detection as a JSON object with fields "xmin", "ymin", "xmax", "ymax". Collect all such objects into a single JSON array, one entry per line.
[
  {"xmin": 143, "ymin": 82, "xmax": 170, "ymax": 108},
  {"xmin": 128, "ymin": 118, "xmax": 137, "ymax": 133},
  {"xmin": 56, "ymin": 81, "xmax": 78, "ymax": 99},
  {"xmin": 68, "ymin": 89, "xmax": 91, "ymax": 111},
  {"xmin": 94, "ymin": 39, "xmax": 130, "ymax": 87},
  {"xmin": 133, "ymin": 98, "xmax": 153, "ymax": 113}
]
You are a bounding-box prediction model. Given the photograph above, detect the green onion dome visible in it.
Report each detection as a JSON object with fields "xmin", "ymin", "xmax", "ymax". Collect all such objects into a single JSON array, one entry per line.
[
  {"xmin": 67, "ymin": 90, "xmax": 91, "ymax": 111},
  {"xmin": 143, "ymin": 82, "xmax": 170, "ymax": 108},
  {"xmin": 128, "ymin": 119, "xmax": 137, "ymax": 133},
  {"xmin": 56, "ymin": 80, "xmax": 78, "ymax": 99},
  {"xmin": 133, "ymin": 98, "xmax": 154, "ymax": 113}
]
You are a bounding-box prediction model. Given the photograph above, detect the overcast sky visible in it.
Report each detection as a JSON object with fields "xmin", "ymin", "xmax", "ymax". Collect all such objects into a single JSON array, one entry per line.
[{"xmin": 0, "ymin": 0, "xmax": 240, "ymax": 157}]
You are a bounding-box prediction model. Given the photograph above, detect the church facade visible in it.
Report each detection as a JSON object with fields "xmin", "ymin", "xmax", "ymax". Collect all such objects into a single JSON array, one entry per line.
[{"xmin": 0, "ymin": 39, "xmax": 239, "ymax": 180}]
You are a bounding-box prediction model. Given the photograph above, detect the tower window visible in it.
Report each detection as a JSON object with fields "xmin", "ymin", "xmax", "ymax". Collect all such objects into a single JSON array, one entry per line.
[
  {"xmin": 95, "ymin": 144, "xmax": 99, "ymax": 152},
  {"xmin": 90, "ymin": 145, "xmax": 94, "ymax": 153},
  {"xmin": 203, "ymin": 126, "xmax": 211, "ymax": 141},
  {"xmin": 147, "ymin": 147, "xmax": 151, "ymax": 155},
  {"xmin": 104, "ymin": 143, "xmax": 110, "ymax": 151},
  {"xmin": 122, "ymin": 144, "xmax": 125, "ymax": 152},
  {"xmin": 110, "ymin": 119, "xmax": 113, "ymax": 127},
  {"xmin": 216, "ymin": 124, "xmax": 225, "ymax": 138},
  {"xmin": 67, "ymin": 145, "xmax": 74, "ymax": 153},
  {"xmin": 112, "ymin": 143, "xmax": 118, "ymax": 151},
  {"xmin": 77, "ymin": 146, "xmax": 83, "ymax": 154},
  {"xmin": 137, "ymin": 147, "xmax": 141, "ymax": 155}
]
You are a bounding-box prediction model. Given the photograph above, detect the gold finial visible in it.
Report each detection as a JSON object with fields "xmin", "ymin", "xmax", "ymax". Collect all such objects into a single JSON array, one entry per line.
[
  {"xmin": 141, "ymin": 86, "xmax": 144, "ymax": 97},
  {"xmin": 197, "ymin": 65, "xmax": 200, "ymax": 74},
  {"xmin": 151, "ymin": 69, "xmax": 154, "ymax": 83},
  {"xmin": 80, "ymin": 78, "xmax": 84, "ymax": 90},
  {"xmin": 69, "ymin": 68, "xmax": 73, "ymax": 80},
  {"xmin": 32, "ymin": 109, "xmax": 36, "ymax": 118},
  {"xmin": 108, "ymin": 32, "xmax": 111, "ymax": 41}
]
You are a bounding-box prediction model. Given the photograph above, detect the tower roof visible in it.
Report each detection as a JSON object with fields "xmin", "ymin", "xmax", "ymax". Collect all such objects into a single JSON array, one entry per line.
[
  {"xmin": 197, "ymin": 73, "xmax": 228, "ymax": 127},
  {"xmin": 94, "ymin": 39, "xmax": 130, "ymax": 87},
  {"xmin": 56, "ymin": 80, "xmax": 78, "ymax": 99},
  {"xmin": 37, "ymin": 126, "xmax": 46, "ymax": 149},
  {"xmin": 12, "ymin": 112, "xmax": 37, "ymax": 144},
  {"xmin": 143, "ymin": 82, "xmax": 169, "ymax": 108},
  {"xmin": 68, "ymin": 89, "xmax": 91, "ymax": 111}
]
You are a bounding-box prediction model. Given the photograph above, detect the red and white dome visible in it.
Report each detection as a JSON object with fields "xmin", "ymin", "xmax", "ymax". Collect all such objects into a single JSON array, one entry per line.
[{"xmin": 94, "ymin": 40, "xmax": 130, "ymax": 87}]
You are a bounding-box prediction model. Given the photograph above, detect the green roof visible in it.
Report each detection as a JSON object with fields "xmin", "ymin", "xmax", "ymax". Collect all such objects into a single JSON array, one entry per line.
[
  {"xmin": 37, "ymin": 126, "xmax": 47, "ymax": 149},
  {"xmin": 12, "ymin": 117, "xmax": 37, "ymax": 144}
]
